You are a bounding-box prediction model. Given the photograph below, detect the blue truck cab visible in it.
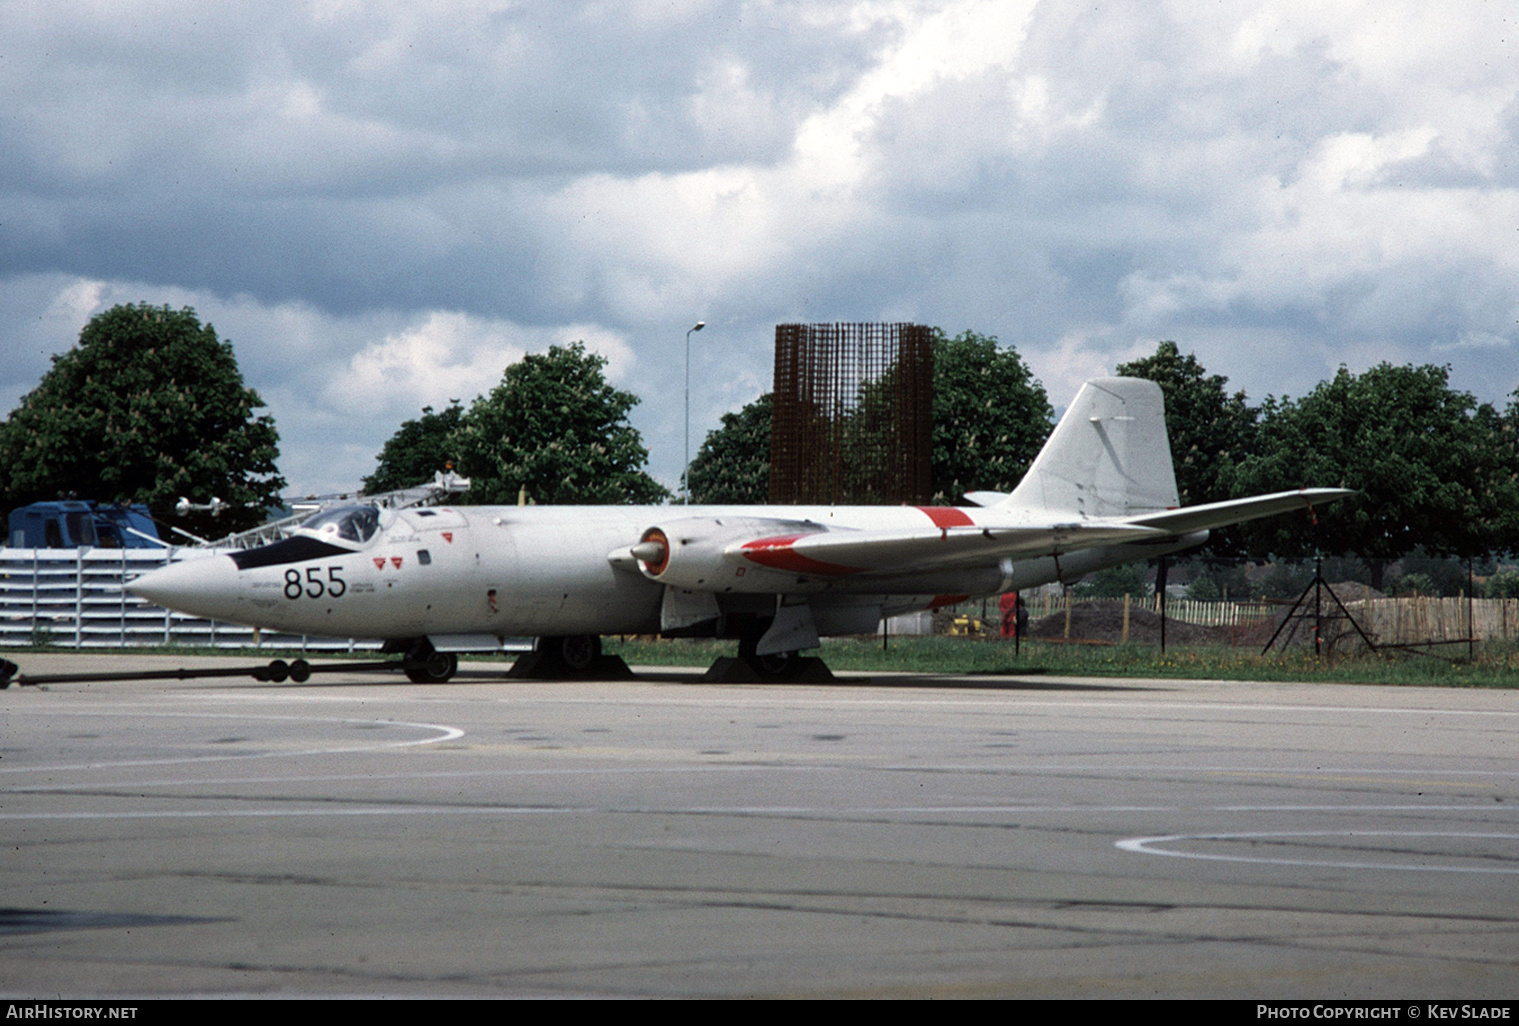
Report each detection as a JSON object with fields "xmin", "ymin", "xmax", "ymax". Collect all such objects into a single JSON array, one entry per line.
[{"xmin": 7, "ymin": 501, "xmax": 162, "ymax": 549}]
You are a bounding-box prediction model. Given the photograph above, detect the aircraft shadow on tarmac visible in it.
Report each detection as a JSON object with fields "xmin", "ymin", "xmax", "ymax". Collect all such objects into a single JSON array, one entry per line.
[
  {"xmin": 0, "ymin": 908, "xmax": 223, "ymax": 937},
  {"xmin": 238, "ymin": 665, "xmax": 1166, "ymax": 694}
]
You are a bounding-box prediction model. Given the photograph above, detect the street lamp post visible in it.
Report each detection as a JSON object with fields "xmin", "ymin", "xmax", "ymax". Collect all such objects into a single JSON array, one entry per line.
[{"xmin": 684, "ymin": 320, "xmax": 705, "ymax": 504}]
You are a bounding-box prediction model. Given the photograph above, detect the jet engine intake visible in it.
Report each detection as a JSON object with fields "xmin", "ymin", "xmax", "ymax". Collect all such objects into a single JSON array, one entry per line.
[{"xmin": 631, "ymin": 516, "xmax": 821, "ymax": 591}]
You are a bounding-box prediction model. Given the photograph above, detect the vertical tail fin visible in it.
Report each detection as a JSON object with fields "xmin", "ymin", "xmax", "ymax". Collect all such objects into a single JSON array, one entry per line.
[{"xmin": 1004, "ymin": 377, "xmax": 1178, "ymax": 518}]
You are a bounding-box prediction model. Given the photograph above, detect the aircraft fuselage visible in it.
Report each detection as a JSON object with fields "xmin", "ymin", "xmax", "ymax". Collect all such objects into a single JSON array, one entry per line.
[{"xmin": 130, "ymin": 501, "xmax": 1203, "ymax": 644}]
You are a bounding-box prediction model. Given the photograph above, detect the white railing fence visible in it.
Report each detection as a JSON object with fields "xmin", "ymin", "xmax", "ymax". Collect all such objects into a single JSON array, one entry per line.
[{"xmin": 1, "ymin": 547, "xmax": 378, "ymax": 652}]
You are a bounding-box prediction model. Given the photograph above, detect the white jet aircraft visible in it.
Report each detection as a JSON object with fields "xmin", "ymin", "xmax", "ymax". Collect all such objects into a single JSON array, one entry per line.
[{"xmin": 127, "ymin": 378, "xmax": 1349, "ymax": 681}]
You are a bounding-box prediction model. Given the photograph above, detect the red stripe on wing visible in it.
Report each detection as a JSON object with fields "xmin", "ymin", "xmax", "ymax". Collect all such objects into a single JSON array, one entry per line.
[
  {"xmin": 916, "ymin": 506, "xmax": 974, "ymax": 529},
  {"xmin": 740, "ymin": 535, "xmax": 865, "ymax": 576}
]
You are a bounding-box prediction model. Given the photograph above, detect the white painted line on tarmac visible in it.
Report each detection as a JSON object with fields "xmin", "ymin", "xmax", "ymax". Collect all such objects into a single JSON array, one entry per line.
[
  {"xmin": 0, "ymin": 710, "xmax": 464, "ymax": 774},
  {"xmin": 0, "ymin": 806, "xmax": 571, "ymax": 820},
  {"xmin": 1116, "ymin": 830, "xmax": 1519, "ymax": 873}
]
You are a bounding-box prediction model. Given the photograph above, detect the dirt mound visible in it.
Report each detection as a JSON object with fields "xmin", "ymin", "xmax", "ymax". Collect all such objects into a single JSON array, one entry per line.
[{"xmin": 1302, "ymin": 580, "xmax": 1385, "ymax": 602}]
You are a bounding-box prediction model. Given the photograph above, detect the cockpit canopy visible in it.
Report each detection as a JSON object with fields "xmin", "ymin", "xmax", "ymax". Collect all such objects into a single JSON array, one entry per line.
[{"xmin": 294, "ymin": 505, "xmax": 382, "ymax": 548}]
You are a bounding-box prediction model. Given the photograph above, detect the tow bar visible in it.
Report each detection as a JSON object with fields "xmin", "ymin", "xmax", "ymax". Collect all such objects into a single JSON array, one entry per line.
[{"xmin": 0, "ymin": 657, "xmax": 404, "ymax": 689}]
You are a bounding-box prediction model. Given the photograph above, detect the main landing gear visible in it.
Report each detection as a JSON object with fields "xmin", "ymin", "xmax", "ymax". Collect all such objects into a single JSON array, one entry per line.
[
  {"xmin": 507, "ymin": 635, "xmax": 633, "ymax": 680},
  {"xmin": 699, "ymin": 631, "xmax": 834, "ymax": 683},
  {"xmin": 738, "ymin": 634, "xmax": 802, "ymax": 678},
  {"xmin": 385, "ymin": 632, "xmax": 828, "ymax": 684},
  {"xmin": 387, "ymin": 637, "xmax": 629, "ymax": 683}
]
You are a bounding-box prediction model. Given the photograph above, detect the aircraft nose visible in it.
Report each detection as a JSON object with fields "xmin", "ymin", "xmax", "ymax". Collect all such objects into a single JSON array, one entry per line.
[{"xmin": 125, "ymin": 555, "xmax": 240, "ymax": 619}]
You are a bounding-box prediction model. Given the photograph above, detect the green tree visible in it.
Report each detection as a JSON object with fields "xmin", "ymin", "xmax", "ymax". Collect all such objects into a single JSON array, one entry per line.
[
  {"xmin": 688, "ymin": 393, "xmax": 771, "ymax": 504},
  {"xmin": 1481, "ymin": 568, "xmax": 1519, "ymax": 598},
  {"xmin": 1391, "ymin": 548, "xmax": 1487, "ymax": 597},
  {"xmin": 1175, "ymin": 557, "xmax": 1252, "ymax": 600},
  {"xmin": 0, "ymin": 303, "xmax": 284, "ymax": 534},
  {"xmin": 1257, "ymin": 561, "xmax": 1314, "ymax": 600},
  {"xmin": 1230, "ymin": 363, "xmax": 1517, "ymax": 589},
  {"xmin": 450, "ymin": 342, "xmax": 669, "ymax": 505},
  {"xmin": 931, "ymin": 330, "xmax": 1052, "ymax": 503},
  {"xmin": 1499, "ymin": 387, "xmax": 1519, "ymax": 551},
  {"xmin": 363, "ymin": 401, "xmax": 465, "ymax": 494},
  {"xmin": 1074, "ymin": 561, "xmax": 1149, "ymax": 598}
]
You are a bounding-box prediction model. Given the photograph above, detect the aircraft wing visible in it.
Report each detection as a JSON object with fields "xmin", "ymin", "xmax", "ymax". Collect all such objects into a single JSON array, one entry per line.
[
  {"xmin": 1124, "ymin": 487, "xmax": 1354, "ymax": 535},
  {"xmin": 730, "ymin": 521, "xmax": 1169, "ymax": 577},
  {"xmin": 724, "ymin": 487, "xmax": 1351, "ymax": 578}
]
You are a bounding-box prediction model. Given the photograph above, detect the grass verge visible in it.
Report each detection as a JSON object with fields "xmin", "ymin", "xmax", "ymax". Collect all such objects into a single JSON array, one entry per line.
[{"xmin": 603, "ymin": 635, "xmax": 1519, "ymax": 687}]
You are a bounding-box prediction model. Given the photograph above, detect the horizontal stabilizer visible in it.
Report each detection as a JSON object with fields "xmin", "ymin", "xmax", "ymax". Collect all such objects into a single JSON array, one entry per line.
[{"xmin": 1127, "ymin": 488, "xmax": 1354, "ymax": 535}]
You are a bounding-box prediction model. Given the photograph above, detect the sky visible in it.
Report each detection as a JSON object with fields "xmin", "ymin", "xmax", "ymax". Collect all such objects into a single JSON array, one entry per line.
[{"xmin": 3, "ymin": 0, "xmax": 1518, "ymax": 499}]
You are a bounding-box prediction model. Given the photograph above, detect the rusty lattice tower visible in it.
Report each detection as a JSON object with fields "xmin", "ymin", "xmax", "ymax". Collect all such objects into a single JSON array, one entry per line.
[{"xmin": 769, "ymin": 322, "xmax": 933, "ymax": 505}]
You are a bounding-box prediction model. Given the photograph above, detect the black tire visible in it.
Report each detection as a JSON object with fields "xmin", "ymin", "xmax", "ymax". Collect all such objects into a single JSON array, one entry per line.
[
  {"xmin": 404, "ymin": 650, "xmax": 458, "ymax": 683},
  {"xmin": 537, "ymin": 635, "xmax": 602, "ymax": 672},
  {"xmin": 557, "ymin": 634, "xmax": 601, "ymax": 672},
  {"xmin": 289, "ymin": 658, "xmax": 311, "ymax": 683},
  {"xmin": 737, "ymin": 633, "xmax": 801, "ymax": 680}
]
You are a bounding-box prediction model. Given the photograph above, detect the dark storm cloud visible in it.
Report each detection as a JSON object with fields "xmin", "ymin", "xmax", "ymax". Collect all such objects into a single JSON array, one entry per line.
[
  {"xmin": 0, "ymin": 1, "xmax": 886, "ymax": 312},
  {"xmin": 3, "ymin": 1, "xmax": 1517, "ymax": 494}
]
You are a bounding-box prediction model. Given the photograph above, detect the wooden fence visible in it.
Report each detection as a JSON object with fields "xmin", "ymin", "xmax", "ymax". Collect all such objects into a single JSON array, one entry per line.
[{"xmin": 971, "ymin": 591, "xmax": 1519, "ymax": 646}]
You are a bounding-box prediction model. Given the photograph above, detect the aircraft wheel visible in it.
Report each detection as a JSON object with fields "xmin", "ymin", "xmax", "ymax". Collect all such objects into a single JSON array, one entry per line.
[
  {"xmin": 737, "ymin": 634, "xmax": 801, "ymax": 680},
  {"xmin": 749, "ymin": 650, "xmax": 801, "ymax": 679},
  {"xmin": 405, "ymin": 650, "xmax": 458, "ymax": 683},
  {"xmin": 541, "ymin": 634, "xmax": 601, "ymax": 672},
  {"xmin": 289, "ymin": 658, "xmax": 311, "ymax": 683}
]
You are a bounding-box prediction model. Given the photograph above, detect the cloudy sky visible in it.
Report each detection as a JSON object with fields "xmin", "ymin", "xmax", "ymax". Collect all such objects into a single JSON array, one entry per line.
[{"xmin": 3, "ymin": 0, "xmax": 1517, "ymax": 498}]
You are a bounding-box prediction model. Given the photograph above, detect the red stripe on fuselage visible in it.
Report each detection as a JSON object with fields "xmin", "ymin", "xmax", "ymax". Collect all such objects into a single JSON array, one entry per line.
[
  {"xmin": 916, "ymin": 506, "xmax": 974, "ymax": 529},
  {"xmin": 740, "ymin": 535, "xmax": 864, "ymax": 576}
]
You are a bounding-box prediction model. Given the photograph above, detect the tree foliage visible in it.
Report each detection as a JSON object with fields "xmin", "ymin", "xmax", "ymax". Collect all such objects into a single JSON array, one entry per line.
[
  {"xmin": 687, "ymin": 393, "xmax": 771, "ymax": 504},
  {"xmin": 1482, "ymin": 568, "xmax": 1519, "ymax": 599},
  {"xmin": 1390, "ymin": 549, "xmax": 1488, "ymax": 597},
  {"xmin": 447, "ymin": 342, "xmax": 668, "ymax": 505},
  {"xmin": 1175, "ymin": 557, "xmax": 1252, "ymax": 600},
  {"xmin": 1230, "ymin": 363, "xmax": 1518, "ymax": 587},
  {"xmin": 1074, "ymin": 561, "xmax": 1149, "ymax": 598},
  {"xmin": 0, "ymin": 303, "xmax": 284, "ymax": 534},
  {"xmin": 363, "ymin": 402, "xmax": 465, "ymax": 494},
  {"xmin": 931, "ymin": 330, "xmax": 1052, "ymax": 503}
]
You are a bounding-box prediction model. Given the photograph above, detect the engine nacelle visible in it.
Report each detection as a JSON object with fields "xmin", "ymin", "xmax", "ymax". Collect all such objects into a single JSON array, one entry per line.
[{"xmin": 630, "ymin": 516, "xmax": 822, "ymax": 591}]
